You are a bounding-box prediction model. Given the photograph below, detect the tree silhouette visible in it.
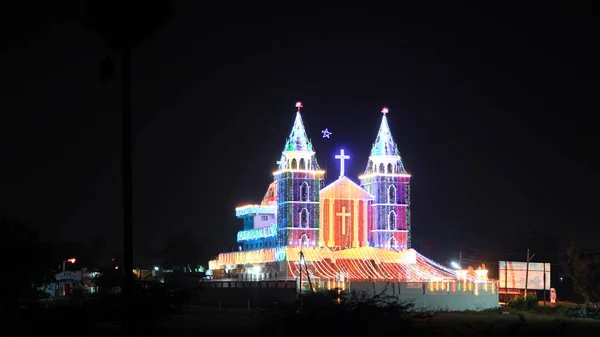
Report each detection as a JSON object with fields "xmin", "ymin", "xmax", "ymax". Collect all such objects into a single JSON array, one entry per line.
[
  {"xmin": 0, "ymin": 2, "xmax": 76, "ymax": 51},
  {"xmin": 567, "ymin": 241, "xmax": 600, "ymax": 303},
  {"xmin": 0, "ymin": 216, "xmax": 56, "ymax": 309}
]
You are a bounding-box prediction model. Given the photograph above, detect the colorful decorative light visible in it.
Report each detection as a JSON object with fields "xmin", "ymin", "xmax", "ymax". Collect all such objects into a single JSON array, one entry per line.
[
  {"xmin": 235, "ymin": 204, "xmax": 276, "ymax": 217},
  {"xmin": 208, "ymin": 104, "xmax": 481, "ymax": 286},
  {"xmin": 359, "ymin": 108, "xmax": 411, "ymax": 248},
  {"xmin": 237, "ymin": 224, "xmax": 277, "ymax": 242},
  {"xmin": 321, "ymin": 128, "xmax": 332, "ymax": 138},
  {"xmin": 334, "ymin": 149, "xmax": 350, "ymax": 177}
]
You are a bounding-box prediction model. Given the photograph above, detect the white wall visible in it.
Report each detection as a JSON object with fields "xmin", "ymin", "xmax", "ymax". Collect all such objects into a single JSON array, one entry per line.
[
  {"xmin": 254, "ymin": 213, "xmax": 275, "ymax": 228},
  {"xmin": 349, "ymin": 281, "xmax": 500, "ymax": 311}
]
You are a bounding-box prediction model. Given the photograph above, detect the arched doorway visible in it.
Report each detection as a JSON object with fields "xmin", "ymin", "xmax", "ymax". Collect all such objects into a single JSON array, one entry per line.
[{"xmin": 388, "ymin": 236, "xmax": 397, "ymax": 249}]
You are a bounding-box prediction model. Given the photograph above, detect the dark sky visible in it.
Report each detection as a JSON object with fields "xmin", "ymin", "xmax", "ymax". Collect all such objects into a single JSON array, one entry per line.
[{"xmin": 1, "ymin": 3, "xmax": 597, "ymax": 265}]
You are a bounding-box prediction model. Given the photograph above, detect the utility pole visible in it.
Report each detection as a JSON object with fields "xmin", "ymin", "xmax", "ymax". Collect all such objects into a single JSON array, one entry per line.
[
  {"xmin": 121, "ymin": 43, "xmax": 134, "ymax": 335},
  {"xmin": 524, "ymin": 249, "xmax": 535, "ymax": 297},
  {"xmin": 543, "ymin": 263, "xmax": 546, "ymax": 306},
  {"xmin": 504, "ymin": 261, "xmax": 508, "ymax": 302},
  {"xmin": 298, "ymin": 251, "xmax": 302, "ymax": 298},
  {"xmin": 459, "ymin": 251, "xmax": 462, "ymax": 268}
]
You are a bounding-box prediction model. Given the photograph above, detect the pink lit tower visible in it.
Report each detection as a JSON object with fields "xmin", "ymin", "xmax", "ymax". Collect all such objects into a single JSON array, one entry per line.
[
  {"xmin": 359, "ymin": 107, "xmax": 412, "ymax": 250},
  {"xmin": 274, "ymin": 102, "xmax": 325, "ymax": 248}
]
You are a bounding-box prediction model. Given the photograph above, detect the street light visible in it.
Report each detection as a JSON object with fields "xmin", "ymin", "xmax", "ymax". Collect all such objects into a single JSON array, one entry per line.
[
  {"xmin": 62, "ymin": 258, "xmax": 76, "ymax": 272},
  {"xmin": 451, "ymin": 261, "xmax": 460, "ymax": 269}
]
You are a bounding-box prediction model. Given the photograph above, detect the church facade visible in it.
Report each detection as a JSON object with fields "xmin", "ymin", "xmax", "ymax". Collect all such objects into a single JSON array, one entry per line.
[{"xmin": 209, "ymin": 103, "xmax": 456, "ymax": 283}]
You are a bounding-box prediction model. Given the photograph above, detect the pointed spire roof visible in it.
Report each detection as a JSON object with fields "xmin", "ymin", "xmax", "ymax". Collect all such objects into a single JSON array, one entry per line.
[
  {"xmin": 276, "ymin": 102, "xmax": 321, "ymax": 172},
  {"xmin": 283, "ymin": 111, "xmax": 313, "ymax": 152},
  {"xmin": 362, "ymin": 107, "xmax": 407, "ymax": 176},
  {"xmin": 370, "ymin": 108, "xmax": 400, "ymax": 157}
]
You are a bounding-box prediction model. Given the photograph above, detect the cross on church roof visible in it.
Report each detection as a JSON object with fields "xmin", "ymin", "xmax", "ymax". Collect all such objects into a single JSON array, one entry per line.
[
  {"xmin": 335, "ymin": 149, "xmax": 350, "ymax": 177},
  {"xmin": 296, "ymin": 101, "xmax": 303, "ymax": 112},
  {"xmin": 382, "ymin": 107, "xmax": 389, "ymax": 116}
]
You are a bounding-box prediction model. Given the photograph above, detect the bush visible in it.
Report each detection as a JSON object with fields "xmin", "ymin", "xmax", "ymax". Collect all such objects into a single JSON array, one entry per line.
[
  {"xmin": 508, "ymin": 294, "xmax": 538, "ymax": 310},
  {"xmin": 558, "ymin": 303, "xmax": 600, "ymax": 319},
  {"xmin": 259, "ymin": 288, "xmax": 414, "ymax": 336}
]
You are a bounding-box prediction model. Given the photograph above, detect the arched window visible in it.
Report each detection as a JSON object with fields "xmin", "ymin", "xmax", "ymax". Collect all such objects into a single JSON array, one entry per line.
[
  {"xmin": 387, "ymin": 163, "xmax": 393, "ymax": 173},
  {"xmin": 299, "ymin": 158, "xmax": 306, "ymax": 170},
  {"xmin": 379, "ymin": 163, "xmax": 385, "ymax": 173},
  {"xmin": 388, "ymin": 211, "xmax": 396, "ymax": 230},
  {"xmin": 299, "ymin": 208, "xmax": 309, "ymax": 228},
  {"xmin": 388, "ymin": 185, "xmax": 396, "ymax": 204},
  {"xmin": 300, "ymin": 182, "xmax": 309, "ymax": 201},
  {"xmin": 291, "ymin": 158, "xmax": 297, "ymax": 169}
]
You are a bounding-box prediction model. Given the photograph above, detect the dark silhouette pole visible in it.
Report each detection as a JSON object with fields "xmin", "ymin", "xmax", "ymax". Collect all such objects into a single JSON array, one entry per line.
[
  {"xmin": 121, "ymin": 44, "xmax": 134, "ymax": 333},
  {"xmin": 81, "ymin": 2, "xmax": 173, "ymax": 332}
]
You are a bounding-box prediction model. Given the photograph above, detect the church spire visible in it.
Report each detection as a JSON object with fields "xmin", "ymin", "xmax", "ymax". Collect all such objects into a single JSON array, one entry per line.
[
  {"xmin": 359, "ymin": 106, "xmax": 412, "ymax": 250},
  {"xmin": 370, "ymin": 107, "xmax": 400, "ymax": 157},
  {"xmin": 283, "ymin": 102, "xmax": 313, "ymax": 152},
  {"xmin": 363, "ymin": 107, "xmax": 406, "ymax": 175},
  {"xmin": 276, "ymin": 102, "xmax": 321, "ymax": 172}
]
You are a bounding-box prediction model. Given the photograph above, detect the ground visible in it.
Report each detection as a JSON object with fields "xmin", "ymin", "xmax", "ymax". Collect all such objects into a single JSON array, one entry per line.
[
  {"xmin": 160, "ymin": 306, "xmax": 600, "ymax": 336},
  {"xmin": 3, "ymin": 305, "xmax": 600, "ymax": 336}
]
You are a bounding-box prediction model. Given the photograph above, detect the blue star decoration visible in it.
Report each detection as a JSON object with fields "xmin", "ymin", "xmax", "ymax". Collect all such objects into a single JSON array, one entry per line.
[{"xmin": 321, "ymin": 128, "xmax": 332, "ymax": 138}]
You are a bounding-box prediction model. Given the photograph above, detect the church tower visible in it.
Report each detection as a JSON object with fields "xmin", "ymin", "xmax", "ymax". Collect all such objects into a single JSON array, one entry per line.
[
  {"xmin": 359, "ymin": 107, "xmax": 412, "ymax": 250},
  {"xmin": 274, "ymin": 102, "xmax": 325, "ymax": 248}
]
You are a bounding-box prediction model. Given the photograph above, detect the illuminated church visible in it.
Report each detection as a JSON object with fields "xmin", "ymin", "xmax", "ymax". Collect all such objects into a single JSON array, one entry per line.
[{"xmin": 208, "ymin": 103, "xmax": 461, "ymax": 283}]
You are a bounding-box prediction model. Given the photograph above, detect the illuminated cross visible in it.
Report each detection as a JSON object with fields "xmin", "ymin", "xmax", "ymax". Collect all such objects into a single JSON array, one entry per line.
[
  {"xmin": 381, "ymin": 107, "xmax": 389, "ymax": 116},
  {"xmin": 335, "ymin": 149, "xmax": 350, "ymax": 177},
  {"xmin": 336, "ymin": 206, "xmax": 351, "ymax": 235},
  {"xmin": 296, "ymin": 101, "xmax": 303, "ymax": 112}
]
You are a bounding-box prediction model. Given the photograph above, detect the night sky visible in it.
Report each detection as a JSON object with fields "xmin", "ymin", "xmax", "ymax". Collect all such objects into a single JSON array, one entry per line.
[{"xmin": 1, "ymin": 4, "xmax": 597, "ymax": 266}]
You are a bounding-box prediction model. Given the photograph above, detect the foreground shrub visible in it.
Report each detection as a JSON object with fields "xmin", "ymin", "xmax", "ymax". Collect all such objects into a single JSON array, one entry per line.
[
  {"xmin": 259, "ymin": 289, "xmax": 413, "ymax": 336},
  {"xmin": 508, "ymin": 294, "xmax": 538, "ymax": 310},
  {"xmin": 558, "ymin": 303, "xmax": 600, "ymax": 319}
]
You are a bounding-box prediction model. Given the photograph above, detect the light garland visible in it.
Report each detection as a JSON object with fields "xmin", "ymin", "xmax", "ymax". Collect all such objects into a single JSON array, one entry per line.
[
  {"xmin": 207, "ymin": 105, "xmax": 488, "ymax": 285},
  {"xmin": 209, "ymin": 246, "xmax": 465, "ymax": 282},
  {"xmin": 275, "ymin": 171, "xmax": 322, "ymax": 247},
  {"xmin": 358, "ymin": 111, "xmax": 412, "ymax": 249},
  {"xmin": 237, "ymin": 223, "xmax": 277, "ymax": 242},
  {"xmin": 320, "ymin": 176, "xmax": 371, "ymax": 248},
  {"xmin": 235, "ymin": 204, "xmax": 276, "ymax": 217}
]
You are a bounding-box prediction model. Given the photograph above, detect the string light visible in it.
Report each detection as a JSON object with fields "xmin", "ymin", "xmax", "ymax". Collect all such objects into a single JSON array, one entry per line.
[
  {"xmin": 321, "ymin": 128, "xmax": 332, "ymax": 138},
  {"xmin": 235, "ymin": 204, "xmax": 276, "ymax": 217},
  {"xmin": 207, "ymin": 104, "xmax": 491, "ymax": 288},
  {"xmin": 359, "ymin": 109, "xmax": 411, "ymax": 249},
  {"xmin": 237, "ymin": 224, "xmax": 277, "ymax": 242}
]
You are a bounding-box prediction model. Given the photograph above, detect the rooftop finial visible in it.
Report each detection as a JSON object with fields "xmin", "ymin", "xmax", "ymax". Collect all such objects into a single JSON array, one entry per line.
[
  {"xmin": 381, "ymin": 106, "xmax": 389, "ymax": 116},
  {"xmin": 296, "ymin": 101, "xmax": 303, "ymax": 112}
]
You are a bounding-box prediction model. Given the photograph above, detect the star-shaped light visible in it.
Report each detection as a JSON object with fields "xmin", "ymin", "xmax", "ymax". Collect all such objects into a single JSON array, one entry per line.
[{"xmin": 321, "ymin": 128, "xmax": 332, "ymax": 138}]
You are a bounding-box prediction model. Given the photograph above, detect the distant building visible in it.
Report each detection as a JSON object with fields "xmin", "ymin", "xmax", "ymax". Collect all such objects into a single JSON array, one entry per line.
[{"xmin": 42, "ymin": 269, "xmax": 99, "ymax": 297}]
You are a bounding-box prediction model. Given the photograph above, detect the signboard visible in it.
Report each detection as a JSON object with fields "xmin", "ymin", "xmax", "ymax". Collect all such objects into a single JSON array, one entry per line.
[{"xmin": 499, "ymin": 261, "xmax": 550, "ymax": 290}]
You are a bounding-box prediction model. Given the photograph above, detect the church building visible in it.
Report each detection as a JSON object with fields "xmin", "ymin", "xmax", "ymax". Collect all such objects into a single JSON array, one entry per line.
[{"xmin": 208, "ymin": 103, "xmax": 457, "ymax": 283}]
